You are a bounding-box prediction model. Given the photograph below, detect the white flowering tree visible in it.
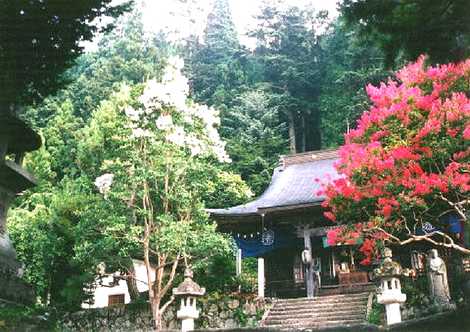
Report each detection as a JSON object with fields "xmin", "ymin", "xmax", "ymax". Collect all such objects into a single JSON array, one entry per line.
[{"xmin": 77, "ymin": 57, "xmax": 249, "ymax": 330}]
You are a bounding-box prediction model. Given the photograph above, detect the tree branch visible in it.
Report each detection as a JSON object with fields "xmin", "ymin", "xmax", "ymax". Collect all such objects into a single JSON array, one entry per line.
[{"xmin": 365, "ymin": 226, "xmax": 470, "ymax": 255}]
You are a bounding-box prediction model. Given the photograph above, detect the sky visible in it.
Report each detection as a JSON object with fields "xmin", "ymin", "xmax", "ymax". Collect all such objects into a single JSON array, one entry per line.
[
  {"xmin": 85, "ymin": 0, "xmax": 339, "ymax": 51},
  {"xmin": 144, "ymin": 0, "xmax": 337, "ymax": 40},
  {"xmin": 141, "ymin": 0, "xmax": 339, "ymax": 45}
]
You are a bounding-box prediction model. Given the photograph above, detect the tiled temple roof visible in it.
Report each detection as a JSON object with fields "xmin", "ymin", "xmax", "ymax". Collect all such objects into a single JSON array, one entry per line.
[{"xmin": 208, "ymin": 149, "xmax": 340, "ymax": 217}]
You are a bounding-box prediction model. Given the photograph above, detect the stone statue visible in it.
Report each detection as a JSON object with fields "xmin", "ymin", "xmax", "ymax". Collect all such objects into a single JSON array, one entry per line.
[{"xmin": 427, "ymin": 249, "xmax": 451, "ymax": 305}]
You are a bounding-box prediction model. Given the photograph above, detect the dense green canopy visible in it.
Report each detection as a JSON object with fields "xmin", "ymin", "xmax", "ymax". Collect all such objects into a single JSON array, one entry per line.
[
  {"xmin": 340, "ymin": 0, "xmax": 470, "ymax": 66},
  {"xmin": 0, "ymin": 0, "xmax": 131, "ymax": 110}
]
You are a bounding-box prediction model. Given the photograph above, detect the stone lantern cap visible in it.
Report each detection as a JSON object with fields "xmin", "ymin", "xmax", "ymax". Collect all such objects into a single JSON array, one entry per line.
[
  {"xmin": 0, "ymin": 114, "xmax": 41, "ymax": 153},
  {"xmin": 373, "ymin": 247, "xmax": 413, "ymax": 279},
  {"xmin": 173, "ymin": 268, "xmax": 206, "ymax": 297},
  {"xmin": 0, "ymin": 115, "xmax": 40, "ymax": 192}
]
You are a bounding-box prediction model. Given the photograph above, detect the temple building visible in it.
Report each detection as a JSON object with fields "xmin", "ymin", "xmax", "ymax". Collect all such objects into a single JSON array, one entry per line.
[{"xmin": 209, "ymin": 150, "xmax": 374, "ymax": 299}]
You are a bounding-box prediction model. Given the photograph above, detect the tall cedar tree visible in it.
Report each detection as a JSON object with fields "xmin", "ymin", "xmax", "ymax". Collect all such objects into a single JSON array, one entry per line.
[
  {"xmin": 319, "ymin": 18, "xmax": 389, "ymax": 147},
  {"xmin": 187, "ymin": 0, "xmax": 248, "ymax": 108},
  {"xmin": 340, "ymin": 0, "xmax": 470, "ymax": 66},
  {"xmin": 252, "ymin": 4, "xmax": 325, "ymax": 153},
  {"xmin": 0, "ymin": 0, "xmax": 131, "ymax": 113}
]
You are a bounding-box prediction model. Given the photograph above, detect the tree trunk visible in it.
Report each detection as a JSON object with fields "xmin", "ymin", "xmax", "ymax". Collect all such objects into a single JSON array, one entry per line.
[
  {"xmin": 299, "ymin": 113, "xmax": 306, "ymax": 153},
  {"xmin": 125, "ymin": 259, "xmax": 141, "ymax": 302},
  {"xmin": 306, "ymin": 110, "xmax": 321, "ymax": 151},
  {"xmin": 151, "ymin": 298, "xmax": 163, "ymax": 331},
  {"xmin": 287, "ymin": 111, "xmax": 297, "ymax": 154}
]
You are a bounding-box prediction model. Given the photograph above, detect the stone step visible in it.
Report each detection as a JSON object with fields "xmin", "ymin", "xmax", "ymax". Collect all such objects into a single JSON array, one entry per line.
[
  {"xmin": 268, "ymin": 307, "xmax": 366, "ymax": 318},
  {"xmin": 265, "ymin": 312, "xmax": 365, "ymax": 324},
  {"xmin": 278, "ymin": 292, "xmax": 370, "ymax": 299},
  {"xmin": 274, "ymin": 294, "xmax": 369, "ymax": 306},
  {"xmin": 274, "ymin": 298, "xmax": 368, "ymax": 306},
  {"xmin": 261, "ymin": 292, "xmax": 371, "ymax": 330},
  {"xmin": 269, "ymin": 306, "xmax": 366, "ymax": 317},
  {"xmin": 272, "ymin": 299, "xmax": 367, "ymax": 310},
  {"xmin": 263, "ymin": 319, "xmax": 365, "ymax": 329}
]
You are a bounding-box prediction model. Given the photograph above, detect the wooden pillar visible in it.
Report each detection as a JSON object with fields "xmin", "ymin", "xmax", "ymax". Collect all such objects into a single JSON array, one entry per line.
[
  {"xmin": 303, "ymin": 229, "xmax": 315, "ymax": 298},
  {"xmin": 236, "ymin": 249, "xmax": 242, "ymax": 276},
  {"xmin": 257, "ymin": 257, "xmax": 265, "ymax": 298}
]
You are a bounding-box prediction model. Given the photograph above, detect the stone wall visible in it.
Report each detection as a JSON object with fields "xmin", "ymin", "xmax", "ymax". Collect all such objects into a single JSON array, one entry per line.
[{"xmin": 60, "ymin": 294, "xmax": 266, "ymax": 331}]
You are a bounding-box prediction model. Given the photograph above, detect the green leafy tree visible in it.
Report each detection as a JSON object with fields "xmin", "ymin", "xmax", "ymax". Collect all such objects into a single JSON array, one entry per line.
[
  {"xmin": 23, "ymin": 9, "xmax": 171, "ymax": 127},
  {"xmin": 63, "ymin": 10, "xmax": 171, "ymax": 121},
  {"xmin": 8, "ymin": 179, "xmax": 99, "ymax": 310},
  {"xmin": 340, "ymin": 0, "xmax": 470, "ymax": 66},
  {"xmin": 0, "ymin": 0, "xmax": 131, "ymax": 112},
  {"xmin": 222, "ymin": 90, "xmax": 287, "ymax": 195},
  {"xmin": 77, "ymin": 59, "xmax": 247, "ymax": 329}
]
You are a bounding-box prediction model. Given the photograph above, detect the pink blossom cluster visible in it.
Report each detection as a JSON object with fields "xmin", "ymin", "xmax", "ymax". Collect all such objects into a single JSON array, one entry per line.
[{"xmin": 322, "ymin": 55, "xmax": 470, "ymax": 264}]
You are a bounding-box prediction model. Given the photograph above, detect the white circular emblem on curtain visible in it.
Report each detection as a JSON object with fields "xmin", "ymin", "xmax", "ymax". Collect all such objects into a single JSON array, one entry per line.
[
  {"xmin": 261, "ymin": 230, "xmax": 274, "ymax": 246},
  {"xmin": 422, "ymin": 222, "xmax": 435, "ymax": 234}
]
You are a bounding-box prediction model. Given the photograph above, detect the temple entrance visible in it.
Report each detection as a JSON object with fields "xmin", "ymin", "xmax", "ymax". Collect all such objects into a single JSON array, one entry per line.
[
  {"xmin": 310, "ymin": 236, "xmax": 373, "ymax": 296},
  {"xmin": 262, "ymin": 239, "xmax": 373, "ymax": 298}
]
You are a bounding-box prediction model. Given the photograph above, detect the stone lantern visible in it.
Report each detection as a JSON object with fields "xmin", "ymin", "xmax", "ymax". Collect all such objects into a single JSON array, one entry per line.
[
  {"xmin": 0, "ymin": 114, "xmax": 41, "ymax": 304},
  {"xmin": 173, "ymin": 268, "xmax": 206, "ymax": 332},
  {"xmin": 373, "ymin": 247, "xmax": 413, "ymax": 326}
]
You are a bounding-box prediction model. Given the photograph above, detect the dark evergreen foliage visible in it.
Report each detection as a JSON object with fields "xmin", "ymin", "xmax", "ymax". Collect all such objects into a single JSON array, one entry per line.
[
  {"xmin": 188, "ymin": 0, "xmax": 248, "ymax": 108},
  {"xmin": 250, "ymin": 5, "xmax": 327, "ymax": 152},
  {"xmin": 319, "ymin": 19, "xmax": 390, "ymax": 147},
  {"xmin": 0, "ymin": 0, "xmax": 132, "ymax": 111},
  {"xmin": 340, "ymin": 0, "xmax": 470, "ymax": 66}
]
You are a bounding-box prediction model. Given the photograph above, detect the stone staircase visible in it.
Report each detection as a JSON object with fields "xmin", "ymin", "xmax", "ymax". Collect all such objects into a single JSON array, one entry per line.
[{"xmin": 261, "ymin": 292, "xmax": 372, "ymax": 331}]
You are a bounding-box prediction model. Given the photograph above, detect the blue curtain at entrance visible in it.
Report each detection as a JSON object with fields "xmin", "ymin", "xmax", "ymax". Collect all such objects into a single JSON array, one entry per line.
[
  {"xmin": 415, "ymin": 213, "xmax": 462, "ymax": 235},
  {"xmin": 234, "ymin": 230, "xmax": 297, "ymax": 258}
]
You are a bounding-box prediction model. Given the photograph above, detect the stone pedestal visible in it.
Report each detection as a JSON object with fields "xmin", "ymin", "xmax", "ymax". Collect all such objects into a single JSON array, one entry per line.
[
  {"xmin": 377, "ymin": 277, "xmax": 407, "ymax": 325},
  {"xmin": 0, "ymin": 114, "xmax": 41, "ymax": 305},
  {"xmin": 177, "ymin": 298, "xmax": 199, "ymax": 332}
]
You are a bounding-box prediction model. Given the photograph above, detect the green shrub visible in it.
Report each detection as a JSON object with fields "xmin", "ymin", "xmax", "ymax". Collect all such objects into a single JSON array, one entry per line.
[{"xmin": 367, "ymin": 298, "xmax": 384, "ymax": 325}]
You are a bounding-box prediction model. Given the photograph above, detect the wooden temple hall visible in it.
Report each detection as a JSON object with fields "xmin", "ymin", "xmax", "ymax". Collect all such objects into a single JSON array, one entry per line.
[{"xmin": 209, "ymin": 150, "xmax": 374, "ymax": 299}]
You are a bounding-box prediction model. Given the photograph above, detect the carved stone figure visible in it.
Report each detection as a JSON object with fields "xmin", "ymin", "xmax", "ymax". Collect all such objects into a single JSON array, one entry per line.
[{"xmin": 427, "ymin": 249, "xmax": 451, "ymax": 305}]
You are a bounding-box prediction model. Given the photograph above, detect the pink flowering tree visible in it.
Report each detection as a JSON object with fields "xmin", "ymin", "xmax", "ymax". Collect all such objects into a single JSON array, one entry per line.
[{"xmin": 322, "ymin": 56, "xmax": 470, "ymax": 265}]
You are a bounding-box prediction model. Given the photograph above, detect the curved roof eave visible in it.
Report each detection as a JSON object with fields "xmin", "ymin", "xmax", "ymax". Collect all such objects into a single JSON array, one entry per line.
[{"xmin": 208, "ymin": 155, "xmax": 340, "ymax": 219}]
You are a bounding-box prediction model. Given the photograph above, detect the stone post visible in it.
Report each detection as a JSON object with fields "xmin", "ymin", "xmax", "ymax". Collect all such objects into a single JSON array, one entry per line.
[
  {"xmin": 257, "ymin": 257, "xmax": 265, "ymax": 298},
  {"xmin": 173, "ymin": 268, "xmax": 206, "ymax": 332},
  {"xmin": 303, "ymin": 228, "xmax": 314, "ymax": 298},
  {"xmin": 373, "ymin": 248, "xmax": 412, "ymax": 326},
  {"xmin": 0, "ymin": 114, "xmax": 41, "ymax": 305},
  {"xmin": 236, "ymin": 248, "xmax": 242, "ymax": 276}
]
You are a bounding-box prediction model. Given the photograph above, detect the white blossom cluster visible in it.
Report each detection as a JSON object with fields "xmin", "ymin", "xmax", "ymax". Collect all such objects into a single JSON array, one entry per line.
[
  {"xmin": 94, "ymin": 173, "xmax": 114, "ymax": 195},
  {"xmin": 124, "ymin": 56, "xmax": 231, "ymax": 163},
  {"xmin": 139, "ymin": 57, "xmax": 188, "ymax": 111}
]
